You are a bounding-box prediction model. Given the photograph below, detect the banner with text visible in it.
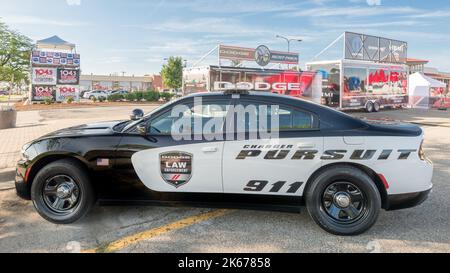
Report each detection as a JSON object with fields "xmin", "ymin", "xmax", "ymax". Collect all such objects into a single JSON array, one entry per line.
[
  {"xmin": 219, "ymin": 45, "xmax": 299, "ymax": 67},
  {"xmin": 31, "ymin": 85, "xmax": 55, "ymax": 101},
  {"xmin": 56, "ymin": 85, "xmax": 80, "ymax": 102},
  {"xmin": 31, "ymin": 51, "xmax": 81, "ymax": 67},
  {"xmin": 57, "ymin": 68, "xmax": 80, "ymax": 85},
  {"xmin": 31, "ymin": 67, "xmax": 57, "ymax": 85}
]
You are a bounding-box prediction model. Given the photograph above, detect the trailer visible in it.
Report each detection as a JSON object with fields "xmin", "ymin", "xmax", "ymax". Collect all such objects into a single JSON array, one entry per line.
[
  {"xmin": 183, "ymin": 65, "xmax": 322, "ymax": 103},
  {"xmin": 306, "ymin": 32, "xmax": 409, "ymax": 112},
  {"xmin": 306, "ymin": 59, "xmax": 408, "ymax": 112}
]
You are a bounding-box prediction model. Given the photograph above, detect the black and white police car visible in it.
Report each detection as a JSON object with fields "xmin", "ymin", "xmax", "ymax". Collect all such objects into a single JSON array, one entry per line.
[{"xmin": 15, "ymin": 90, "xmax": 433, "ymax": 235}]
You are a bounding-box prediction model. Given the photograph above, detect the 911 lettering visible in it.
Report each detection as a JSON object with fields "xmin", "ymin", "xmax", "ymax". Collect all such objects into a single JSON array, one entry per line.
[
  {"xmin": 236, "ymin": 147, "xmax": 417, "ymax": 160},
  {"xmin": 244, "ymin": 181, "xmax": 304, "ymax": 194}
]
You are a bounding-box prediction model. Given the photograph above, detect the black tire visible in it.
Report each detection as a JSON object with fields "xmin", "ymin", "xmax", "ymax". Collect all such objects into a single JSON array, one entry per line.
[
  {"xmin": 373, "ymin": 101, "xmax": 381, "ymax": 112},
  {"xmin": 305, "ymin": 166, "xmax": 381, "ymax": 236},
  {"xmin": 31, "ymin": 159, "xmax": 95, "ymax": 224},
  {"xmin": 365, "ymin": 101, "xmax": 374, "ymax": 113}
]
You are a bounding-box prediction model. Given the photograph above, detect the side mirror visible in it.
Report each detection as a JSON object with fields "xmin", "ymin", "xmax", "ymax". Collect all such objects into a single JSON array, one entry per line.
[
  {"xmin": 130, "ymin": 109, "xmax": 144, "ymax": 121},
  {"xmin": 137, "ymin": 124, "xmax": 146, "ymax": 135}
]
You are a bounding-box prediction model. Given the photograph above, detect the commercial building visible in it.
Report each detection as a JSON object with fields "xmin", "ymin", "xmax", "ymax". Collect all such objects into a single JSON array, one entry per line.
[
  {"xmin": 406, "ymin": 58, "xmax": 450, "ymax": 92},
  {"xmin": 79, "ymin": 74, "xmax": 155, "ymax": 92}
]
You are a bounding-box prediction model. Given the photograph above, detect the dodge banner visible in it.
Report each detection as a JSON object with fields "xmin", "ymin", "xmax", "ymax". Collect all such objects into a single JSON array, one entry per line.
[
  {"xmin": 31, "ymin": 68, "xmax": 57, "ymax": 85},
  {"xmin": 57, "ymin": 68, "xmax": 80, "ymax": 85},
  {"xmin": 219, "ymin": 45, "xmax": 299, "ymax": 67}
]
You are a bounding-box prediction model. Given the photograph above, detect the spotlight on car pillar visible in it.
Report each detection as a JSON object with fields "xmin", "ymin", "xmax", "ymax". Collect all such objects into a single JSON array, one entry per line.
[{"xmin": 130, "ymin": 109, "xmax": 144, "ymax": 121}]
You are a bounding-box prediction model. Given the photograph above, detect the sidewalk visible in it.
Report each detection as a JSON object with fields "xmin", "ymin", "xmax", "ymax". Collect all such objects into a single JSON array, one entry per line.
[
  {"xmin": 0, "ymin": 105, "xmax": 158, "ymax": 169},
  {"xmin": 0, "ymin": 168, "xmax": 15, "ymax": 190}
]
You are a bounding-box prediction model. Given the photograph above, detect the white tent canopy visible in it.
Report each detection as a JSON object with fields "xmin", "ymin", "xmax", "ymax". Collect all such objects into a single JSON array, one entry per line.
[
  {"xmin": 36, "ymin": 35, "xmax": 76, "ymax": 51},
  {"xmin": 410, "ymin": 72, "xmax": 446, "ymax": 88},
  {"xmin": 409, "ymin": 72, "xmax": 446, "ymax": 109}
]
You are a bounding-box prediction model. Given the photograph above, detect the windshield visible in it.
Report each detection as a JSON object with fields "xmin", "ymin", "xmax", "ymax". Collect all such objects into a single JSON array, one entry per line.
[{"xmin": 121, "ymin": 96, "xmax": 185, "ymax": 132}]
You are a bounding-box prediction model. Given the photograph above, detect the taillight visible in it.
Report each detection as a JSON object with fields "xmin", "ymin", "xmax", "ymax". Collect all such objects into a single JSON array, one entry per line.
[{"xmin": 419, "ymin": 140, "xmax": 426, "ymax": 161}]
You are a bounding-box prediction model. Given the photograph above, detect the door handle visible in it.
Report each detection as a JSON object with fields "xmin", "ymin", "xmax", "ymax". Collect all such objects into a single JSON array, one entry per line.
[
  {"xmin": 202, "ymin": 147, "xmax": 218, "ymax": 153},
  {"xmin": 297, "ymin": 143, "xmax": 316, "ymax": 149}
]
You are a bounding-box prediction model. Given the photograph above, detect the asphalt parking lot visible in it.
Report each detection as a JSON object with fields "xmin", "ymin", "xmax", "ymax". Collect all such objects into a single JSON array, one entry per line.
[{"xmin": 0, "ymin": 106, "xmax": 449, "ymax": 253}]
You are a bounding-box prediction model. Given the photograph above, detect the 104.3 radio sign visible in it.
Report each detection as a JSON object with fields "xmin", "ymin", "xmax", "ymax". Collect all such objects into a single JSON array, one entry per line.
[
  {"xmin": 57, "ymin": 68, "xmax": 80, "ymax": 85},
  {"xmin": 56, "ymin": 85, "xmax": 79, "ymax": 102},
  {"xmin": 31, "ymin": 68, "xmax": 57, "ymax": 85}
]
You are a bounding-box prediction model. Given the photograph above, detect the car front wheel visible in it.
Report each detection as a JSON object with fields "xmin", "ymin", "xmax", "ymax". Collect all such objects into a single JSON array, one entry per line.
[
  {"xmin": 305, "ymin": 166, "xmax": 381, "ymax": 236},
  {"xmin": 31, "ymin": 159, "xmax": 95, "ymax": 224}
]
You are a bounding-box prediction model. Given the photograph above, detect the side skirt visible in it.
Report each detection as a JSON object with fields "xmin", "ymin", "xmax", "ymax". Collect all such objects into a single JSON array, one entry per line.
[{"xmin": 98, "ymin": 193, "xmax": 304, "ymax": 214}]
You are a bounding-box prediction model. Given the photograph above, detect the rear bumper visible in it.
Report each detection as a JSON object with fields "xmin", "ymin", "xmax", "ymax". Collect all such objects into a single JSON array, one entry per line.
[{"xmin": 385, "ymin": 188, "xmax": 431, "ymax": 211}]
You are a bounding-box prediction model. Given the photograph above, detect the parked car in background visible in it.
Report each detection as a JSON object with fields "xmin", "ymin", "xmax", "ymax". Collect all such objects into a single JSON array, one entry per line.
[
  {"xmin": 83, "ymin": 90, "xmax": 108, "ymax": 100},
  {"xmin": 80, "ymin": 90, "xmax": 90, "ymax": 98},
  {"xmin": 110, "ymin": 90, "xmax": 129, "ymax": 96},
  {"xmin": 0, "ymin": 90, "xmax": 9, "ymax": 96}
]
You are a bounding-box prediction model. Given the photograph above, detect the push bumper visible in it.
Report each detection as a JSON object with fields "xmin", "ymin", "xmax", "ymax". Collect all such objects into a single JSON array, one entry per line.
[{"xmin": 385, "ymin": 188, "xmax": 431, "ymax": 211}]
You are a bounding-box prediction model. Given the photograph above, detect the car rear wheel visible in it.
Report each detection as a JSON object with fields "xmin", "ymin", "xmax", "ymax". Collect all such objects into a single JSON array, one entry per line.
[
  {"xmin": 305, "ymin": 166, "xmax": 381, "ymax": 236},
  {"xmin": 31, "ymin": 159, "xmax": 95, "ymax": 224}
]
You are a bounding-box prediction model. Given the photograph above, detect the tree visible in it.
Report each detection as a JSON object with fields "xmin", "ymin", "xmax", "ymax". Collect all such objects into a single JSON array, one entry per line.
[
  {"xmin": 161, "ymin": 56, "xmax": 183, "ymax": 90},
  {"xmin": 0, "ymin": 20, "xmax": 33, "ymax": 85}
]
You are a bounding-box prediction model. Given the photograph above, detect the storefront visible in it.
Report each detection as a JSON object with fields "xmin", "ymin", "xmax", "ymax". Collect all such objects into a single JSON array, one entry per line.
[{"xmin": 306, "ymin": 32, "xmax": 409, "ymax": 111}]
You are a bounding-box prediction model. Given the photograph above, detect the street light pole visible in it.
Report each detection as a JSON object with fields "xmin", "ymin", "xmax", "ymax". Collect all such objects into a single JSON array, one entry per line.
[{"xmin": 276, "ymin": 35, "xmax": 302, "ymax": 69}]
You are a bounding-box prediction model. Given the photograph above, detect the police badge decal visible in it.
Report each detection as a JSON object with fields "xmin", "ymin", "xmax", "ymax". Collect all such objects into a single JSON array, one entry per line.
[{"xmin": 160, "ymin": 152, "xmax": 193, "ymax": 188}]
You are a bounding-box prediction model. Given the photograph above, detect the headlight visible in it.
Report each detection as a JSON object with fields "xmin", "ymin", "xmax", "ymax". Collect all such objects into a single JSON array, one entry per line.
[{"xmin": 20, "ymin": 143, "xmax": 32, "ymax": 161}]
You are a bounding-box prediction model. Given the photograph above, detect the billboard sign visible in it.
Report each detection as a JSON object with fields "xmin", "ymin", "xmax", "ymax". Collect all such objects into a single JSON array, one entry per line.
[
  {"xmin": 31, "ymin": 51, "xmax": 81, "ymax": 67},
  {"xmin": 56, "ymin": 85, "xmax": 80, "ymax": 102},
  {"xmin": 32, "ymin": 85, "xmax": 55, "ymax": 101},
  {"xmin": 31, "ymin": 67, "xmax": 57, "ymax": 85},
  {"xmin": 219, "ymin": 45, "xmax": 299, "ymax": 67},
  {"xmin": 344, "ymin": 32, "xmax": 407, "ymax": 64},
  {"xmin": 57, "ymin": 68, "xmax": 80, "ymax": 85}
]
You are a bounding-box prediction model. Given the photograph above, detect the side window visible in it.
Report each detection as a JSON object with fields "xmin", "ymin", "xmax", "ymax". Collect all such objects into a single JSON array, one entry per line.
[
  {"xmin": 148, "ymin": 100, "xmax": 231, "ymax": 135},
  {"xmin": 237, "ymin": 102, "xmax": 315, "ymax": 132},
  {"xmin": 273, "ymin": 107, "xmax": 314, "ymax": 130}
]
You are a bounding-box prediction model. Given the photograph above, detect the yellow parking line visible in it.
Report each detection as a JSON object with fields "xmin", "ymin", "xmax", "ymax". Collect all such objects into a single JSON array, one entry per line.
[{"xmin": 82, "ymin": 209, "xmax": 232, "ymax": 253}]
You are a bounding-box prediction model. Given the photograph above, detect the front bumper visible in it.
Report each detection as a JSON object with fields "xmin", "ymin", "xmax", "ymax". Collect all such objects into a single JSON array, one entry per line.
[
  {"xmin": 15, "ymin": 160, "xmax": 31, "ymax": 200},
  {"xmin": 385, "ymin": 188, "xmax": 431, "ymax": 211}
]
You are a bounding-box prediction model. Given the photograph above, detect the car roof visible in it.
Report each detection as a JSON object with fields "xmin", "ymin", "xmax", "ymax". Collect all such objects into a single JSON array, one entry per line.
[{"xmin": 179, "ymin": 91, "xmax": 367, "ymax": 131}]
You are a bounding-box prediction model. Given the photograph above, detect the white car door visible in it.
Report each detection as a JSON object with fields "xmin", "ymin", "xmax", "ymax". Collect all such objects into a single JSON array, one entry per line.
[
  {"xmin": 223, "ymin": 100, "xmax": 324, "ymax": 196},
  {"xmin": 131, "ymin": 98, "xmax": 232, "ymax": 193}
]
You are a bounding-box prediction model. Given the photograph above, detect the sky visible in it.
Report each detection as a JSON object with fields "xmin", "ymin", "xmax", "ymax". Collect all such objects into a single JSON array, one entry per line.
[{"xmin": 1, "ymin": 0, "xmax": 450, "ymax": 76}]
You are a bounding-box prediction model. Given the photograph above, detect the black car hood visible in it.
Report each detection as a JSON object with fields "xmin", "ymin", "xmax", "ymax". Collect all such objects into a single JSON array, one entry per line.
[{"xmin": 40, "ymin": 121, "xmax": 124, "ymax": 139}]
